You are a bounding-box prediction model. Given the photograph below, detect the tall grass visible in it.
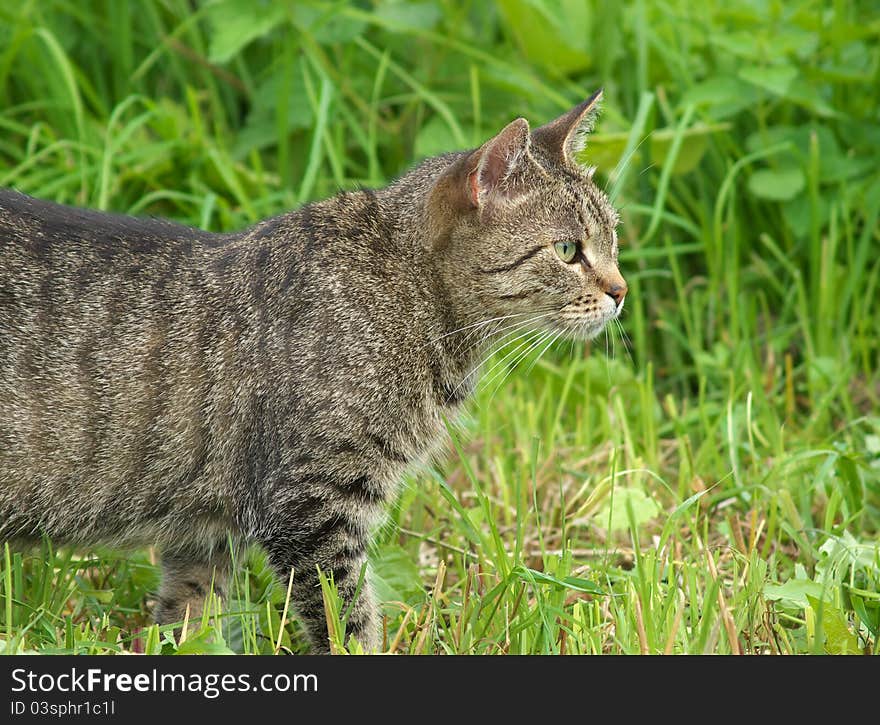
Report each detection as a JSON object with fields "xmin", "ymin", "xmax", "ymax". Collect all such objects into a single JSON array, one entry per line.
[{"xmin": 0, "ymin": 0, "xmax": 877, "ymax": 654}]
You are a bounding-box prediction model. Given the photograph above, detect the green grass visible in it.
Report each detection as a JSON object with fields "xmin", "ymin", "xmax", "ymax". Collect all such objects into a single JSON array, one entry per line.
[{"xmin": 1, "ymin": 0, "xmax": 878, "ymax": 655}]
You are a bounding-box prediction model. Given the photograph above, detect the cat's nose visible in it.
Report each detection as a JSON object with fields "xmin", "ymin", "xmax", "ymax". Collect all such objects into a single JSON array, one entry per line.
[{"xmin": 604, "ymin": 282, "xmax": 627, "ymax": 307}]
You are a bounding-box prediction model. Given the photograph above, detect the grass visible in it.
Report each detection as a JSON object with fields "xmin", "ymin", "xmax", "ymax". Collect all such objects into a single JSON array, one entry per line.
[{"xmin": 1, "ymin": 0, "xmax": 878, "ymax": 655}]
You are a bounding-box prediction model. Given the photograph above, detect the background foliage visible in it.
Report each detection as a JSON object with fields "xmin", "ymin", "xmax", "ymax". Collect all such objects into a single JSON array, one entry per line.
[{"xmin": 1, "ymin": 0, "xmax": 878, "ymax": 654}]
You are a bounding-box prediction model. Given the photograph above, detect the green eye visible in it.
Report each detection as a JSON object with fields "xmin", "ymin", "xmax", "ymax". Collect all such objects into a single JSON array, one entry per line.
[{"xmin": 554, "ymin": 241, "xmax": 578, "ymax": 263}]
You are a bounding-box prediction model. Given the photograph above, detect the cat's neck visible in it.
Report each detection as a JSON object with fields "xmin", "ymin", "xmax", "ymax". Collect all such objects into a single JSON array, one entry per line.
[{"xmin": 374, "ymin": 157, "xmax": 498, "ymax": 402}]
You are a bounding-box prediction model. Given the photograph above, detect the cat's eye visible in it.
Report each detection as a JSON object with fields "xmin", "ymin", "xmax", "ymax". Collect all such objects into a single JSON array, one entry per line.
[{"xmin": 554, "ymin": 241, "xmax": 578, "ymax": 263}]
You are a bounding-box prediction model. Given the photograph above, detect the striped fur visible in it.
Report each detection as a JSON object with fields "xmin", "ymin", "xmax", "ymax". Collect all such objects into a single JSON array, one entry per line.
[{"xmin": 0, "ymin": 95, "xmax": 625, "ymax": 653}]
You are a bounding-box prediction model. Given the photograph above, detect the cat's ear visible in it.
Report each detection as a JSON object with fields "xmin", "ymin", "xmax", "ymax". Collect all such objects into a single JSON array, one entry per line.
[
  {"xmin": 531, "ymin": 88, "xmax": 603, "ymax": 172},
  {"xmin": 466, "ymin": 117, "xmax": 531, "ymax": 207}
]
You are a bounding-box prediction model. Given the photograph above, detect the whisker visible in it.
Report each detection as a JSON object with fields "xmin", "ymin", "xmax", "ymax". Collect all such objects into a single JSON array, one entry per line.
[
  {"xmin": 479, "ymin": 326, "xmax": 548, "ymax": 382},
  {"xmin": 603, "ymin": 326, "xmax": 612, "ymax": 386},
  {"xmin": 620, "ymin": 318, "xmax": 634, "ymax": 348},
  {"xmin": 611, "ymin": 320, "xmax": 618, "ymax": 360},
  {"xmin": 421, "ymin": 310, "xmax": 541, "ymax": 349},
  {"xmin": 453, "ymin": 317, "xmax": 517, "ymax": 358},
  {"xmin": 487, "ymin": 326, "xmax": 566, "ymax": 403},
  {"xmin": 483, "ymin": 328, "xmax": 554, "ymax": 401},
  {"xmin": 475, "ymin": 332, "xmax": 547, "ymax": 401},
  {"xmin": 455, "ymin": 314, "xmax": 551, "ymax": 366},
  {"xmin": 525, "ymin": 328, "xmax": 563, "ymax": 376},
  {"xmin": 453, "ymin": 317, "xmax": 528, "ymax": 359},
  {"xmin": 453, "ymin": 310, "xmax": 555, "ymax": 359},
  {"xmin": 614, "ymin": 318, "xmax": 634, "ymax": 364},
  {"xmin": 446, "ymin": 321, "xmax": 548, "ymax": 404},
  {"xmin": 604, "ymin": 131, "xmax": 654, "ymax": 199}
]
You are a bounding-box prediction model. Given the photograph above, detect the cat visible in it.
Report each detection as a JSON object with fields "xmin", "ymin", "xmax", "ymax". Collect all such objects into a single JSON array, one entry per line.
[{"xmin": 0, "ymin": 89, "xmax": 625, "ymax": 653}]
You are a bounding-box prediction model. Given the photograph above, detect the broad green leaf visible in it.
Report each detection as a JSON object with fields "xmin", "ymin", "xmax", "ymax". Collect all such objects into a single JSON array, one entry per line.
[
  {"xmin": 783, "ymin": 79, "xmax": 837, "ymax": 117},
  {"xmin": 291, "ymin": 4, "xmax": 365, "ymax": 44},
  {"xmin": 415, "ymin": 115, "xmax": 468, "ymax": 160},
  {"xmin": 807, "ymin": 356, "xmax": 839, "ymax": 390},
  {"xmin": 597, "ymin": 487, "xmax": 660, "ymax": 532},
  {"xmin": 748, "ymin": 167, "xmax": 805, "ymax": 201},
  {"xmin": 234, "ymin": 62, "xmax": 313, "ymax": 158},
  {"xmin": 807, "ymin": 596, "xmax": 860, "ymax": 655},
  {"xmin": 708, "ymin": 31, "xmax": 761, "ymax": 60},
  {"xmin": 746, "ymin": 124, "xmax": 839, "ymax": 163},
  {"xmin": 820, "ymin": 154, "xmax": 873, "ymax": 184},
  {"xmin": 370, "ymin": 544, "xmax": 425, "ymax": 614},
  {"xmin": 738, "ymin": 64, "xmax": 799, "ymax": 97},
  {"xmin": 783, "ymin": 193, "xmax": 830, "ymax": 238},
  {"xmin": 745, "ymin": 125, "xmax": 802, "ymax": 155},
  {"xmin": 764, "ymin": 578, "xmax": 826, "ymax": 608},
  {"xmin": 375, "ymin": 0, "xmax": 442, "ymax": 31},
  {"xmin": 816, "ymin": 530, "xmax": 877, "ymax": 574},
  {"xmin": 584, "ymin": 122, "xmax": 728, "ymax": 176},
  {"xmin": 497, "ymin": 0, "xmax": 591, "ymax": 75},
  {"xmin": 839, "ymin": 119, "xmax": 880, "ymax": 152},
  {"xmin": 206, "ymin": 0, "xmax": 287, "ymax": 63},
  {"xmin": 651, "ymin": 132, "xmax": 709, "ymax": 175},
  {"xmin": 715, "ymin": 27, "xmax": 815, "ymax": 60},
  {"xmin": 174, "ymin": 627, "xmax": 235, "ymax": 655},
  {"xmin": 680, "ymin": 76, "xmax": 760, "ymax": 119},
  {"xmin": 849, "ymin": 593, "xmax": 880, "ymax": 637}
]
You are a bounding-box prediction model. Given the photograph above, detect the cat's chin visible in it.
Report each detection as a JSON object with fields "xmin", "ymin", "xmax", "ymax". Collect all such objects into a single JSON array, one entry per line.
[
  {"xmin": 552, "ymin": 312, "xmax": 620, "ymax": 341},
  {"xmin": 577, "ymin": 324, "xmax": 609, "ymax": 341}
]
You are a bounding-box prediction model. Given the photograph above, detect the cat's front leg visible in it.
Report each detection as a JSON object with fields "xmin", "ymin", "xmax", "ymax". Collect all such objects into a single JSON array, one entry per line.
[
  {"xmin": 155, "ymin": 542, "xmax": 231, "ymax": 634},
  {"xmin": 257, "ymin": 488, "xmax": 382, "ymax": 654}
]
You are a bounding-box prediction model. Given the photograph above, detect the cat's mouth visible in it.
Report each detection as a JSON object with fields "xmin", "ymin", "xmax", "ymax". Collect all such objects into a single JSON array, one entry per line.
[{"xmin": 553, "ymin": 295, "xmax": 623, "ymax": 340}]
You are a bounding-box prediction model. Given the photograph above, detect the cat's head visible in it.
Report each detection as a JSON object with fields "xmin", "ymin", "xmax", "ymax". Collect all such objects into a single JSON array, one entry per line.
[{"xmin": 430, "ymin": 90, "xmax": 625, "ymax": 341}]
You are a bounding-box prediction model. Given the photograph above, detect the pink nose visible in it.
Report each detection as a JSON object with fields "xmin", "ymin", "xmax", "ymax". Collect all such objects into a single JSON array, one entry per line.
[{"xmin": 605, "ymin": 282, "xmax": 627, "ymax": 307}]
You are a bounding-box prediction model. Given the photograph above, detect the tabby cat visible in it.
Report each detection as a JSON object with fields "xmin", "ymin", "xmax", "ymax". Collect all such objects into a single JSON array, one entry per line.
[{"xmin": 0, "ymin": 90, "xmax": 625, "ymax": 653}]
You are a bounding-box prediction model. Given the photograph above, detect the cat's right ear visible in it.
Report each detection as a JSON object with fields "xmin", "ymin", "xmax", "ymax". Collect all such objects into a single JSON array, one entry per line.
[
  {"xmin": 465, "ymin": 117, "xmax": 531, "ymax": 208},
  {"xmin": 532, "ymin": 89, "xmax": 603, "ymax": 172}
]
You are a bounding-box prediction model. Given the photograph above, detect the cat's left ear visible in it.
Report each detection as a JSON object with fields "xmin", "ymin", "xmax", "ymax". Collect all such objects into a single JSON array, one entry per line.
[
  {"xmin": 532, "ymin": 88, "xmax": 603, "ymax": 174},
  {"xmin": 466, "ymin": 117, "xmax": 531, "ymax": 208}
]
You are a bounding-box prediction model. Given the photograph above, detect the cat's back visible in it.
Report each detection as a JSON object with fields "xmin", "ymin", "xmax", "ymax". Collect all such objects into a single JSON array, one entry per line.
[
  {"xmin": 0, "ymin": 188, "xmax": 227, "ymax": 273},
  {"xmin": 0, "ymin": 190, "xmax": 240, "ymax": 538},
  {"xmin": 0, "ymin": 188, "xmax": 236, "ymax": 378}
]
